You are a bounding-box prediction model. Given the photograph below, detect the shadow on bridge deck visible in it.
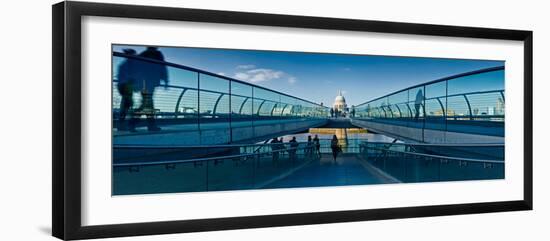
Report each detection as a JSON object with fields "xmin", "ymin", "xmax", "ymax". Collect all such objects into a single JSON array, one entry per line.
[{"xmin": 263, "ymin": 153, "xmax": 398, "ymax": 189}]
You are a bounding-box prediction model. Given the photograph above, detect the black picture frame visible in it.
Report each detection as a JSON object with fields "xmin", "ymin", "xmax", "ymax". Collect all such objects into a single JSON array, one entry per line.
[{"xmin": 52, "ymin": 1, "xmax": 533, "ymax": 240}]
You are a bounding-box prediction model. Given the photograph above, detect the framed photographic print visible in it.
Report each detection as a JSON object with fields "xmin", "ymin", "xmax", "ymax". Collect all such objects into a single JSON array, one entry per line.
[{"xmin": 52, "ymin": 1, "xmax": 533, "ymax": 240}]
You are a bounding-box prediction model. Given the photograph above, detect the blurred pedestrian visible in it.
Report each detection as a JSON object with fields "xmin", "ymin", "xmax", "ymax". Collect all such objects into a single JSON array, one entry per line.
[
  {"xmin": 289, "ymin": 137, "xmax": 298, "ymax": 161},
  {"xmin": 135, "ymin": 47, "xmax": 168, "ymax": 131},
  {"xmin": 313, "ymin": 134, "xmax": 321, "ymax": 158},
  {"xmin": 306, "ymin": 136, "xmax": 313, "ymax": 158},
  {"xmin": 330, "ymin": 135, "xmax": 340, "ymax": 163}
]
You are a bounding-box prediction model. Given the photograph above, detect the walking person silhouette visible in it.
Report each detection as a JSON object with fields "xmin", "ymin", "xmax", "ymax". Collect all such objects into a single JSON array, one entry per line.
[{"xmin": 135, "ymin": 47, "xmax": 168, "ymax": 131}]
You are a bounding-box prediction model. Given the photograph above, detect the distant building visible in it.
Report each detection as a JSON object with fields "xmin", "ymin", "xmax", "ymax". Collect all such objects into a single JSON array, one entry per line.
[{"xmin": 333, "ymin": 90, "xmax": 348, "ymax": 115}]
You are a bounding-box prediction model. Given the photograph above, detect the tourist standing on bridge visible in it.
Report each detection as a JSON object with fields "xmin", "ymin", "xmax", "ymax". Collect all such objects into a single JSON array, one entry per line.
[
  {"xmin": 135, "ymin": 47, "xmax": 168, "ymax": 131},
  {"xmin": 330, "ymin": 135, "xmax": 341, "ymax": 163},
  {"xmin": 313, "ymin": 134, "xmax": 321, "ymax": 158},
  {"xmin": 288, "ymin": 137, "xmax": 299, "ymax": 161},
  {"xmin": 330, "ymin": 108, "xmax": 334, "ymax": 118},
  {"xmin": 116, "ymin": 49, "xmax": 137, "ymax": 132}
]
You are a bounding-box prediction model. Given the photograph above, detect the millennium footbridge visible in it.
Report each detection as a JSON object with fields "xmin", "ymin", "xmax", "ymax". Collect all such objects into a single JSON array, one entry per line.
[{"xmin": 112, "ymin": 52, "xmax": 505, "ymax": 195}]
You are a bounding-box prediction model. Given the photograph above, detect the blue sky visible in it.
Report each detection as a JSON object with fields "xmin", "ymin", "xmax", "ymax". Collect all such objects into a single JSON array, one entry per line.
[{"xmin": 113, "ymin": 45, "xmax": 503, "ymax": 106}]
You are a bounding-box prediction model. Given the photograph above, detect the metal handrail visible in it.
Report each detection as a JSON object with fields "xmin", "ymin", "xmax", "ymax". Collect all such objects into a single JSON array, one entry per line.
[
  {"xmin": 113, "ymin": 145, "xmax": 314, "ymax": 167},
  {"xmin": 362, "ymin": 142, "xmax": 504, "ymax": 147},
  {"xmin": 365, "ymin": 146, "xmax": 504, "ymax": 164}
]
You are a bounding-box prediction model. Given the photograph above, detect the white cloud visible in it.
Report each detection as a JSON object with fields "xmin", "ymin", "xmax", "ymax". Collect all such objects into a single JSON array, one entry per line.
[
  {"xmin": 217, "ymin": 72, "xmax": 226, "ymax": 76},
  {"xmin": 233, "ymin": 66, "xmax": 297, "ymax": 84},
  {"xmin": 248, "ymin": 69, "xmax": 284, "ymax": 82},
  {"xmin": 234, "ymin": 68, "xmax": 288, "ymax": 83},
  {"xmin": 236, "ymin": 64, "xmax": 256, "ymax": 70},
  {"xmin": 288, "ymin": 77, "xmax": 297, "ymax": 84},
  {"xmin": 234, "ymin": 72, "xmax": 250, "ymax": 80}
]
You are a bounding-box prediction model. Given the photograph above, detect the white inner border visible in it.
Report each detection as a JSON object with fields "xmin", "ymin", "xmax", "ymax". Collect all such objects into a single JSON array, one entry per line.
[{"xmin": 81, "ymin": 16, "xmax": 524, "ymax": 226}]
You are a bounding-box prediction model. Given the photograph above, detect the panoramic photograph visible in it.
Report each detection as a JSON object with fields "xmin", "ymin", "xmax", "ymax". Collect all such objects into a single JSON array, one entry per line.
[{"xmin": 111, "ymin": 45, "xmax": 505, "ymax": 195}]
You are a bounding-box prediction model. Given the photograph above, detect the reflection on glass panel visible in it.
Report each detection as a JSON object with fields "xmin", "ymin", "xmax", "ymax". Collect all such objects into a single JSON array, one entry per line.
[
  {"xmin": 272, "ymin": 98, "xmax": 285, "ymax": 116},
  {"xmin": 397, "ymin": 103, "xmax": 411, "ymax": 118},
  {"xmin": 231, "ymin": 96, "xmax": 247, "ymax": 114},
  {"xmin": 467, "ymin": 92, "xmax": 505, "ymax": 120},
  {"xmin": 177, "ymin": 89, "xmax": 199, "ymax": 118},
  {"xmin": 199, "ymin": 92, "xmax": 224, "ymax": 117},
  {"xmin": 254, "ymin": 87, "xmax": 280, "ymax": 117},
  {"xmin": 384, "ymin": 106, "xmax": 395, "ymax": 118},
  {"xmin": 391, "ymin": 105, "xmax": 401, "ymax": 118},
  {"xmin": 388, "ymin": 91, "xmax": 408, "ymax": 105},
  {"xmin": 425, "ymin": 99, "xmax": 444, "ymax": 116},
  {"xmin": 295, "ymin": 100, "xmax": 305, "ymax": 117},
  {"xmin": 447, "ymin": 69, "xmax": 504, "ymax": 95},
  {"xmin": 280, "ymin": 96, "xmax": 295, "ymax": 117},
  {"xmin": 171, "ymin": 68, "xmax": 198, "ymax": 121},
  {"xmin": 378, "ymin": 106, "xmax": 387, "ymax": 118},
  {"xmin": 308, "ymin": 103, "xmax": 314, "ymax": 117},
  {"xmin": 200, "ymin": 74, "xmax": 229, "ymax": 92},
  {"xmin": 231, "ymin": 82, "xmax": 253, "ymax": 120},
  {"xmin": 252, "ymin": 98, "xmax": 264, "ymax": 116},
  {"xmin": 215, "ymin": 95, "xmax": 231, "ymax": 115},
  {"xmin": 375, "ymin": 107, "xmax": 384, "ymax": 118},
  {"xmin": 199, "ymin": 74, "xmax": 230, "ymax": 130},
  {"xmin": 152, "ymin": 87, "xmax": 185, "ymax": 115},
  {"xmin": 425, "ymin": 81, "xmax": 446, "ymax": 98},
  {"xmin": 447, "ymin": 96, "xmax": 470, "ymax": 120},
  {"xmin": 425, "ymin": 81, "xmax": 447, "ymax": 121},
  {"xmin": 363, "ymin": 104, "xmax": 372, "ymax": 117},
  {"xmin": 259, "ymin": 101, "xmax": 276, "ymax": 116},
  {"xmin": 169, "ymin": 66, "xmax": 199, "ymax": 89}
]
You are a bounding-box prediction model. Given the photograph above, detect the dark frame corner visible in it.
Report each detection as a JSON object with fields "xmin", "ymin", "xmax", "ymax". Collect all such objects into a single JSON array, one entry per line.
[{"xmin": 52, "ymin": 1, "xmax": 533, "ymax": 240}]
